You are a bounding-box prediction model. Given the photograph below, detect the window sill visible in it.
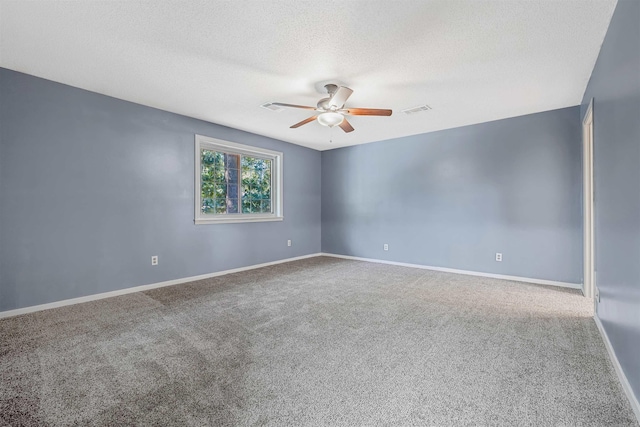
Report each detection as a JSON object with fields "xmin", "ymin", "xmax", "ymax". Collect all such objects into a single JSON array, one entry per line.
[{"xmin": 195, "ymin": 216, "xmax": 284, "ymax": 225}]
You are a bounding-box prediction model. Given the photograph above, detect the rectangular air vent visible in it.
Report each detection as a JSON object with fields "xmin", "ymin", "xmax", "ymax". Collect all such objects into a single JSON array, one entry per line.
[
  {"xmin": 261, "ymin": 102, "xmax": 284, "ymax": 112},
  {"xmin": 402, "ymin": 105, "xmax": 432, "ymax": 115}
]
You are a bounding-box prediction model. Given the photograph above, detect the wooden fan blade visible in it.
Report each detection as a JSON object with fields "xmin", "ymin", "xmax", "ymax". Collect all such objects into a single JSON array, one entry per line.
[
  {"xmin": 272, "ymin": 102, "xmax": 317, "ymax": 110},
  {"xmin": 290, "ymin": 116, "xmax": 317, "ymax": 128},
  {"xmin": 341, "ymin": 108, "xmax": 392, "ymax": 116},
  {"xmin": 328, "ymin": 86, "xmax": 354, "ymax": 109},
  {"xmin": 338, "ymin": 118, "xmax": 355, "ymax": 133}
]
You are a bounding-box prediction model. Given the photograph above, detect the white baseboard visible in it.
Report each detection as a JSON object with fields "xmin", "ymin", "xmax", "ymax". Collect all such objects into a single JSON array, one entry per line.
[
  {"xmin": 2, "ymin": 252, "xmax": 580, "ymax": 320},
  {"xmin": 320, "ymin": 252, "xmax": 582, "ymax": 290},
  {"xmin": 594, "ymin": 316, "xmax": 640, "ymax": 423},
  {"xmin": 0, "ymin": 253, "xmax": 322, "ymax": 319}
]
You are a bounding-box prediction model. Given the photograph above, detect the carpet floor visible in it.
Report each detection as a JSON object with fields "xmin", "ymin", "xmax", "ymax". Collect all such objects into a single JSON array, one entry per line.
[{"xmin": 0, "ymin": 256, "xmax": 637, "ymax": 426}]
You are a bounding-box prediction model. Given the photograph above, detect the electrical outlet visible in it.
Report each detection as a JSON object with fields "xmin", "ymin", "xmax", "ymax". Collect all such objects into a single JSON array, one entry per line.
[
  {"xmin": 383, "ymin": 244, "xmax": 389, "ymax": 251},
  {"xmin": 287, "ymin": 240, "xmax": 292, "ymax": 247},
  {"xmin": 595, "ymin": 286, "xmax": 600, "ymax": 303},
  {"xmin": 495, "ymin": 253, "xmax": 502, "ymax": 262},
  {"xmin": 151, "ymin": 256, "xmax": 158, "ymax": 266}
]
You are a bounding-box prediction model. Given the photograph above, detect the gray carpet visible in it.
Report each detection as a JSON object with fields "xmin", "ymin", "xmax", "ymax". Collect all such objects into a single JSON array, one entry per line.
[{"xmin": 0, "ymin": 256, "xmax": 637, "ymax": 426}]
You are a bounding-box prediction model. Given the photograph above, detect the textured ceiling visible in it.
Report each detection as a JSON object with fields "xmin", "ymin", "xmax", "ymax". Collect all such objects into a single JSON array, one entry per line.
[{"xmin": 0, "ymin": 0, "xmax": 617, "ymax": 151}]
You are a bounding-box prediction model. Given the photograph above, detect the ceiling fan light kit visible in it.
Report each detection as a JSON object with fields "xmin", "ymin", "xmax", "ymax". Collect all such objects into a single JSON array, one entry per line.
[
  {"xmin": 272, "ymin": 84, "xmax": 392, "ymax": 134},
  {"xmin": 317, "ymin": 112, "xmax": 344, "ymax": 127}
]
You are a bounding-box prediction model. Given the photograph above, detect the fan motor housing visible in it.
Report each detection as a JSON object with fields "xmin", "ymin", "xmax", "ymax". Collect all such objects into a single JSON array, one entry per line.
[{"xmin": 317, "ymin": 97, "xmax": 331, "ymax": 110}]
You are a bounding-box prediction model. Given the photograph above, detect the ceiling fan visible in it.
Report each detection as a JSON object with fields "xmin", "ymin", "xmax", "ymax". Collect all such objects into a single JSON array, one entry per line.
[{"xmin": 273, "ymin": 84, "xmax": 392, "ymax": 133}]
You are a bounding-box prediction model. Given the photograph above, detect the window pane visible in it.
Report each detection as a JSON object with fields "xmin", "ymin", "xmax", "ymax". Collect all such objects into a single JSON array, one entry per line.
[
  {"xmin": 261, "ymin": 199, "xmax": 272, "ymax": 213},
  {"xmin": 201, "ymin": 150, "xmax": 242, "ymax": 215},
  {"xmin": 202, "ymin": 197, "xmax": 215, "ymax": 214},
  {"xmin": 201, "ymin": 150, "xmax": 224, "ymax": 169},
  {"xmin": 227, "ymin": 198, "xmax": 239, "ymax": 214},
  {"xmin": 201, "ymin": 181, "xmax": 216, "ymax": 199},
  {"xmin": 242, "ymin": 198, "xmax": 251, "ymax": 214},
  {"xmin": 225, "ymin": 153, "xmax": 240, "ymax": 168},
  {"xmin": 214, "ymin": 198, "xmax": 227, "ymax": 214},
  {"xmin": 241, "ymin": 156, "xmax": 272, "ymax": 214}
]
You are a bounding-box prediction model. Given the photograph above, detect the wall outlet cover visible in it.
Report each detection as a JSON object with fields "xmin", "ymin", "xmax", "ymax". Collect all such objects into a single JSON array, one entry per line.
[{"xmin": 495, "ymin": 253, "xmax": 503, "ymax": 262}]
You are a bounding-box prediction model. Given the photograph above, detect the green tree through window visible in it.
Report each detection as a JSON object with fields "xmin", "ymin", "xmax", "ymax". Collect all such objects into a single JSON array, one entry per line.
[
  {"xmin": 200, "ymin": 150, "xmax": 272, "ymax": 215},
  {"xmin": 196, "ymin": 135, "xmax": 282, "ymax": 224},
  {"xmin": 242, "ymin": 156, "xmax": 271, "ymax": 213}
]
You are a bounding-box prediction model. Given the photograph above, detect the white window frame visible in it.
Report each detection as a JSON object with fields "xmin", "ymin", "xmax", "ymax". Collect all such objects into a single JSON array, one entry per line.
[{"xmin": 195, "ymin": 135, "xmax": 283, "ymax": 224}]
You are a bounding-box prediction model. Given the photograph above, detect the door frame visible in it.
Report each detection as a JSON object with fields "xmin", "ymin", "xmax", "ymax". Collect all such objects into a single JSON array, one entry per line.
[{"xmin": 583, "ymin": 99, "xmax": 595, "ymax": 300}]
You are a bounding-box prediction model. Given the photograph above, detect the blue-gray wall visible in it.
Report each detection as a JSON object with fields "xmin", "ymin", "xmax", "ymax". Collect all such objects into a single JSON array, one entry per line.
[
  {"xmin": 581, "ymin": 0, "xmax": 640, "ymax": 403},
  {"xmin": 322, "ymin": 106, "xmax": 583, "ymax": 284},
  {"xmin": 0, "ymin": 68, "xmax": 321, "ymax": 312}
]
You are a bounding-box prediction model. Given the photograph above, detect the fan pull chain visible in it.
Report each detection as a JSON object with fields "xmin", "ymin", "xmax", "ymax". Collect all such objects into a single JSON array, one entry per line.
[{"xmin": 330, "ymin": 126, "xmax": 334, "ymax": 144}]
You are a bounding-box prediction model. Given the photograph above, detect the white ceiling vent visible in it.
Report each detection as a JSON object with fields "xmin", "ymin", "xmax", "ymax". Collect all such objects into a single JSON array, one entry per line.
[
  {"xmin": 402, "ymin": 105, "xmax": 432, "ymax": 115},
  {"xmin": 261, "ymin": 102, "xmax": 285, "ymax": 112}
]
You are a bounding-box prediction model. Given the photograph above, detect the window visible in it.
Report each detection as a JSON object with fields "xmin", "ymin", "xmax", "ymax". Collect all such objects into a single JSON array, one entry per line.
[{"xmin": 195, "ymin": 135, "xmax": 283, "ymax": 224}]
